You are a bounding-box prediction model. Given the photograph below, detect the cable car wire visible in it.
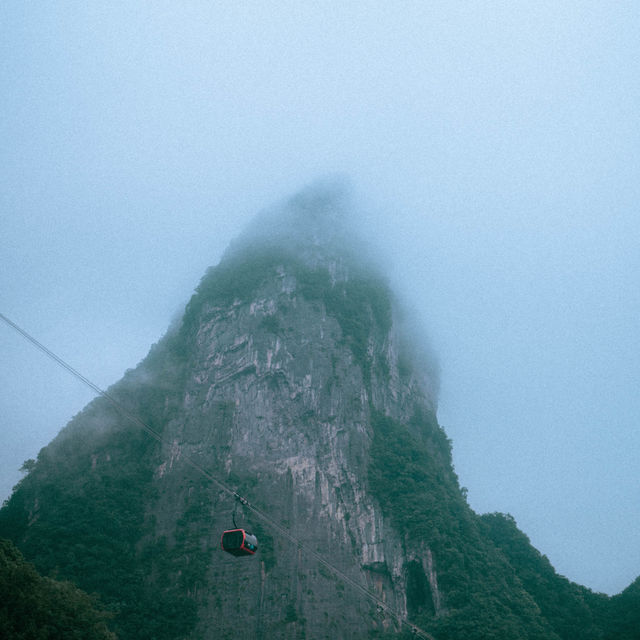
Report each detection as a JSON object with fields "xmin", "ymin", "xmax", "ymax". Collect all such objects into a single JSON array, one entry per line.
[{"xmin": 0, "ymin": 311, "xmax": 436, "ymax": 640}]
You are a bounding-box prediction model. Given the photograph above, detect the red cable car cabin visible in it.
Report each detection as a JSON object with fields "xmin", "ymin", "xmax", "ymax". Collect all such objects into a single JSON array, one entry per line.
[{"xmin": 221, "ymin": 529, "xmax": 258, "ymax": 556}]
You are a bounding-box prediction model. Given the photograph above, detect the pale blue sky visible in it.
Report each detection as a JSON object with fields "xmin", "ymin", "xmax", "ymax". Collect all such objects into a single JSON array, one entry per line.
[{"xmin": 1, "ymin": 2, "xmax": 639, "ymax": 595}]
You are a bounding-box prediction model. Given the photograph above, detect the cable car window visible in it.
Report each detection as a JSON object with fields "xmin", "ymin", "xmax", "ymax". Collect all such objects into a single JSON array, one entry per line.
[
  {"xmin": 221, "ymin": 528, "xmax": 258, "ymax": 556},
  {"xmin": 222, "ymin": 530, "xmax": 244, "ymax": 549}
]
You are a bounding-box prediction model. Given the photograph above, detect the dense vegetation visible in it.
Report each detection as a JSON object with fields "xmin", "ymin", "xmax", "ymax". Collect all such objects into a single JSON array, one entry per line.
[
  {"xmin": 368, "ymin": 411, "xmax": 557, "ymax": 640},
  {"xmin": 0, "ymin": 391, "xmax": 200, "ymax": 639},
  {"xmin": 606, "ymin": 577, "xmax": 640, "ymax": 640},
  {"xmin": 480, "ymin": 512, "xmax": 610, "ymax": 639},
  {"xmin": 368, "ymin": 410, "xmax": 640, "ymax": 639},
  {"xmin": 0, "ymin": 537, "xmax": 116, "ymax": 639}
]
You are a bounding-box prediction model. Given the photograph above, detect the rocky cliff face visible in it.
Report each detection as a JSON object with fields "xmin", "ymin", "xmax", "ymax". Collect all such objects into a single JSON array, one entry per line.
[
  {"xmin": 146, "ymin": 187, "xmax": 445, "ymax": 638},
  {"xmin": 0, "ymin": 186, "xmax": 622, "ymax": 640}
]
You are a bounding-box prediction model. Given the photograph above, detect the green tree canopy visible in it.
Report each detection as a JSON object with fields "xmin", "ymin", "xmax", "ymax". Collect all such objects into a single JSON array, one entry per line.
[{"xmin": 0, "ymin": 538, "xmax": 116, "ymax": 640}]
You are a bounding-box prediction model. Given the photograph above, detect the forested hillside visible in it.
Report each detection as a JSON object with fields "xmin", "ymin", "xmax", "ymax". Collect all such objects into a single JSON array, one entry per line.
[{"xmin": 0, "ymin": 538, "xmax": 116, "ymax": 639}]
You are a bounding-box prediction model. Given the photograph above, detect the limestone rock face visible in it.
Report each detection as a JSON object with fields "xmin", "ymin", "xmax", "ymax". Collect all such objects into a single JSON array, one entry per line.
[{"xmin": 148, "ymin": 189, "xmax": 442, "ymax": 638}]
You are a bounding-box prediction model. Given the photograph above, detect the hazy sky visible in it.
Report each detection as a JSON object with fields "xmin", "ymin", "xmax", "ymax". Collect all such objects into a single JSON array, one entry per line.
[{"xmin": 1, "ymin": 2, "xmax": 638, "ymax": 596}]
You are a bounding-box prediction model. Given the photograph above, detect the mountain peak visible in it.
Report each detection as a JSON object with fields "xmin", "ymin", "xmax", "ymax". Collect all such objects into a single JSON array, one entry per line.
[
  {"xmin": 223, "ymin": 178, "xmax": 369, "ymax": 270},
  {"xmin": 1, "ymin": 186, "xmax": 634, "ymax": 640}
]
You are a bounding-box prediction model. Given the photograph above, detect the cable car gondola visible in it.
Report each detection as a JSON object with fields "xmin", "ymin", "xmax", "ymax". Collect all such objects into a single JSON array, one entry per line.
[{"xmin": 220, "ymin": 528, "xmax": 258, "ymax": 556}]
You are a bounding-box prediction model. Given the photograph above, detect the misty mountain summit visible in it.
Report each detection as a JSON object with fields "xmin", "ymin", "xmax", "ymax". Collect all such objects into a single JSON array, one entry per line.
[
  {"xmin": 225, "ymin": 180, "xmax": 379, "ymax": 276},
  {"xmin": 1, "ymin": 187, "xmax": 638, "ymax": 639}
]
